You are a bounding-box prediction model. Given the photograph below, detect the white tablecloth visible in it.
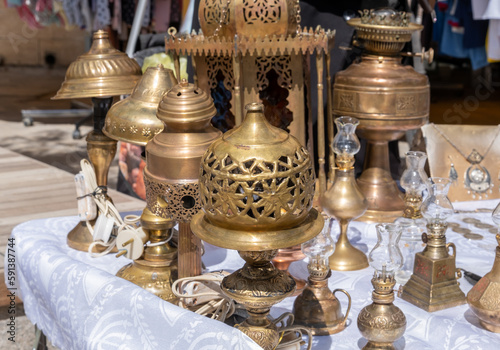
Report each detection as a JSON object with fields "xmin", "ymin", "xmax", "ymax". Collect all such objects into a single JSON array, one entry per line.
[{"xmin": 5, "ymin": 200, "xmax": 500, "ymax": 349}]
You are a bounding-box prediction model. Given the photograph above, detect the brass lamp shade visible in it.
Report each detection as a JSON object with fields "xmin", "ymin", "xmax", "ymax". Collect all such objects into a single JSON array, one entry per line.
[
  {"xmin": 103, "ymin": 65, "xmax": 178, "ymax": 145},
  {"xmin": 52, "ymin": 30, "xmax": 142, "ymax": 100}
]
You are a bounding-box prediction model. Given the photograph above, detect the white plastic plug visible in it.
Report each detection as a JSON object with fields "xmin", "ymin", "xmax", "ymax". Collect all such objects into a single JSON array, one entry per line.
[
  {"xmin": 74, "ymin": 172, "xmax": 97, "ymax": 221},
  {"xmin": 93, "ymin": 214, "xmax": 115, "ymax": 243},
  {"xmin": 116, "ymin": 227, "xmax": 148, "ymax": 260}
]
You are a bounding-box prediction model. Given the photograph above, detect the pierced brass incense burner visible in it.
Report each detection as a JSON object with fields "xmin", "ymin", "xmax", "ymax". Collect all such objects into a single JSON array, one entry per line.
[
  {"xmin": 333, "ymin": 9, "xmax": 429, "ymax": 222},
  {"xmin": 400, "ymin": 178, "xmax": 465, "ymax": 311},
  {"xmin": 321, "ymin": 116, "xmax": 369, "ymax": 271},
  {"xmin": 52, "ymin": 30, "xmax": 141, "ymax": 252},
  {"xmin": 191, "ymin": 103, "xmax": 323, "ymax": 350},
  {"xmin": 145, "ymin": 81, "xmax": 221, "ymax": 278}
]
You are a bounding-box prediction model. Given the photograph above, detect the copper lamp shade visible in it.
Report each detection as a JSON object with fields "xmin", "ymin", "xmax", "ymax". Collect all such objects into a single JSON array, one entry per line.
[
  {"xmin": 52, "ymin": 30, "xmax": 141, "ymax": 100},
  {"xmin": 104, "ymin": 65, "xmax": 177, "ymax": 145}
]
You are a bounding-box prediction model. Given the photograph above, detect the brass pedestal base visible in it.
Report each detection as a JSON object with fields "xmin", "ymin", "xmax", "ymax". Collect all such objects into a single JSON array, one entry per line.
[
  {"xmin": 116, "ymin": 258, "xmax": 178, "ymax": 303},
  {"xmin": 357, "ymin": 168, "xmax": 404, "ymax": 223},
  {"xmin": 293, "ymin": 277, "xmax": 350, "ymax": 335},
  {"xmin": 67, "ymin": 220, "xmax": 118, "ymax": 253},
  {"xmin": 329, "ymin": 231, "xmax": 368, "ymax": 271}
]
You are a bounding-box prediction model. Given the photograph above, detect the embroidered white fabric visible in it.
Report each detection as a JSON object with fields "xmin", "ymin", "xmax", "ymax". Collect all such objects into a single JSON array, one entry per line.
[{"xmin": 5, "ymin": 199, "xmax": 500, "ymax": 349}]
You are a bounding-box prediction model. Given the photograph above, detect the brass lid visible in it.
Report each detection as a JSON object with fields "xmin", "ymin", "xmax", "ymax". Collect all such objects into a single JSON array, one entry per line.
[
  {"xmin": 197, "ymin": 102, "xmax": 317, "ymax": 234},
  {"xmin": 349, "ymin": 9, "xmax": 422, "ymax": 55},
  {"xmin": 156, "ymin": 80, "xmax": 216, "ymax": 132},
  {"xmin": 103, "ymin": 65, "xmax": 177, "ymax": 145},
  {"xmin": 52, "ymin": 30, "xmax": 142, "ymax": 99}
]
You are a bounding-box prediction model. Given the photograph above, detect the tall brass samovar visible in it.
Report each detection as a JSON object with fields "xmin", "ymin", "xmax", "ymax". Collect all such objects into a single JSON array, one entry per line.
[{"xmin": 333, "ymin": 9, "xmax": 430, "ymax": 222}]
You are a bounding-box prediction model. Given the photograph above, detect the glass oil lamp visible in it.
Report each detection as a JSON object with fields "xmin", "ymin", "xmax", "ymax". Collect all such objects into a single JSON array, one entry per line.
[
  {"xmin": 321, "ymin": 116, "xmax": 369, "ymax": 271},
  {"xmin": 467, "ymin": 202, "xmax": 500, "ymax": 333},
  {"xmin": 293, "ymin": 217, "xmax": 351, "ymax": 335},
  {"xmin": 358, "ymin": 223, "xmax": 406, "ymax": 350},
  {"xmin": 395, "ymin": 151, "xmax": 429, "ymax": 285},
  {"xmin": 190, "ymin": 103, "xmax": 323, "ymax": 350},
  {"xmin": 52, "ymin": 30, "xmax": 142, "ymax": 252},
  {"xmin": 400, "ymin": 177, "xmax": 466, "ymax": 311},
  {"xmin": 102, "ymin": 65, "xmax": 179, "ymax": 301}
]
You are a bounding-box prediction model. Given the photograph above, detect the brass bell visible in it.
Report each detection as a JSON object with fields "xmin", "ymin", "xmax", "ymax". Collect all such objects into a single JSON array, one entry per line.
[
  {"xmin": 52, "ymin": 30, "xmax": 141, "ymax": 100},
  {"xmin": 104, "ymin": 64, "xmax": 178, "ymax": 145}
]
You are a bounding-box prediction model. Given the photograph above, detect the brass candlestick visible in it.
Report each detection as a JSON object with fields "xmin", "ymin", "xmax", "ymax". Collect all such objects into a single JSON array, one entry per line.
[
  {"xmin": 191, "ymin": 103, "xmax": 323, "ymax": 350},
  {"xmin": 400, "ymin": 178, "xmax": 465, "ymax": 311},
  {"xmin": 293, "ymin": 217, "xmax": 351, "ymax": 335},
  {"xmin": 103, "ymin": 65, "xmax": 179, "ymax": 301},
  {"xmin": 321, "ymin": 116, "xmax": 369, "ymax": 271},
  {"xmin": 52, "ymin": 30, "xmax": 142, "ymax": 252},
  {"xmin": 358, "ymin": 224, "xmax": 406, "ymax": 350},
  {"xmin": 145, "ymin": 81, "xmax": 221, "ymax": 278},
  {"xmin": 333, "ymin": 9, "xmax": 429, "ymax": 223}
]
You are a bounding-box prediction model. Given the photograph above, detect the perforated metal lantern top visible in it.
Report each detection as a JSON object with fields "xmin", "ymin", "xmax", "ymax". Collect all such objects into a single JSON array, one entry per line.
[
  {"xmin": 189, "ymin": 102, "xmax": 323, "ymax": 251},
  {"xmin": 52, "ymin": 30, "xmax": 142, "ymax": 99},
  {"xmin": 144, "ymin": 81, "xmax": 221, "ymax": 222}
]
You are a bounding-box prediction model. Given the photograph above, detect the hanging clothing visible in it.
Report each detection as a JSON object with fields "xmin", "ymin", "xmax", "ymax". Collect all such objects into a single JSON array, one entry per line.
[{"xmin": 471, "ymin": 0, "xmax": 500, "ymax": 61}]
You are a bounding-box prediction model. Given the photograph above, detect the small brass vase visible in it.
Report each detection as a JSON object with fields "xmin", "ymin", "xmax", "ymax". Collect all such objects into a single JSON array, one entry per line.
[
  {"xmin": 116, "ymin": 208, "xmax": 179, "ymax": 302},
  {"xmin": 321, "ymin": 116, "xmax": 369, "ymax": 271},
  {"xmin": 467, "ymin": 234, "xmax": 500, "ymax": 332},
  {"xmin": 191, "ymin": 103, "xmax": 323, "ymax": 349},
  {"xmin": 358, "ymin": 275, "xmax": 406, "ymax": 349}
]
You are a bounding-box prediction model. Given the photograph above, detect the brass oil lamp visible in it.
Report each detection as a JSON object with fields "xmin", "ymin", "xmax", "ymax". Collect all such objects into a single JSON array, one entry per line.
[
  {"xmin": 293, "ymin": 216, "xmax": 351, "ymax": 335},
  {"xmin": 145, "ymin": 81, "xmax": 221, "ymax": 279},
  {"xmin": 321, "ymin": 116, "xmax": 369, "ymax": 271},
  {"xmin": 102, "ymin": 65, "xmax": 179, "ymax": 301},
  {"xmin": 358, "ymin": 223, "xmax": 406, "ymax": 350},
  {"xmin": 333, "ymin": 9, "xmax": 430, "ymax": 223},
  {"xmin": 400, "ymin": 177, "xmax": 466, "ymax": 311},
  {"xmin": 52, "ymin": 30, "xmax": 142, "ymax": 251},
  {"xmin": 190, "ymin": 103, "xmax": 323, "ymax": 350},
  {"xmin": 467, "ymin": 203, "xmax": 500, "ymax": 332}
]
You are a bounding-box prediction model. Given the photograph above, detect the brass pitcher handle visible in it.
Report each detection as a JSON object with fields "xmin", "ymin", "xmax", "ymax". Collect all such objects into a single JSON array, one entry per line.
[
  {"xmin": 276, "ymin": 325, "xmax": 312, "ymax": 350},
  {"xmin": 446, "ymin": 242, "xmax": 456, "ymax": 258},
  {"xmin": 272, "ymin": 312, "xmax": 294, "ymax": 328},
  {"xmin": 333, "ymin": 288, "xmax": 352, "ymax": 326}
]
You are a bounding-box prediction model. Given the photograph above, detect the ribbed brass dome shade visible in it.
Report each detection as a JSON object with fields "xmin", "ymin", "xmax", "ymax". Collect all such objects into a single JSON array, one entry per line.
[
  {"xmin": 103, "ymin": 65, "xmax": 177, "ymax": 145},
  {"xmin": 52, "ymin": 30, "xmax": 142, "ymax": 100}
]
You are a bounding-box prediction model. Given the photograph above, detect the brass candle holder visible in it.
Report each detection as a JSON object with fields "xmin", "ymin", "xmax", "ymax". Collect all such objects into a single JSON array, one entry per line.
[
  {"xmin": 145, "ymin": 81, "xmax": 221, "ymax": 278},
  {"xmin": 333, "ymin": 9, "xmax": 429, "ymax": 223},
  {"xmin": 191, "ymin": 103, "xmax": 323, "ymax": 350},
  {"xmin": 293, "ymin": 217, "xmax": 351, "ymax": 335},
  {"xmin": 321, "ymin": 116, "xmax": 369, "ymax": 271},
  {"xmin": 52, "ymin": 30, "xmax": 142, "ymax": 252},
  {"xmin": 102, "ymin": 65, "xmax": 179, "ymax": 301},
  {"xmin": 358, "ymin": 224, "xmax": 406, "ymax": 350},
  {"xmin": 400, "ymin": 178, "xmax": 465, "ymax": 312}
]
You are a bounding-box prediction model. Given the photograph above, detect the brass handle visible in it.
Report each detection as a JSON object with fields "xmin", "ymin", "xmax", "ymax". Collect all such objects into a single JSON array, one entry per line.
[
  {"xmin": 446, "ymin": 242, "xmax": 456, "ymax": 258},
  {"xmin": 272, "ymin": 312, "xmax": 294, "ymax": 328},
  {"xmin": 276, "ymin": 325, "xmax": 312, "ymax": 350},
  {"xmin": 333, "ymin": 288, "xmax": 352, "ymax": 326}
]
